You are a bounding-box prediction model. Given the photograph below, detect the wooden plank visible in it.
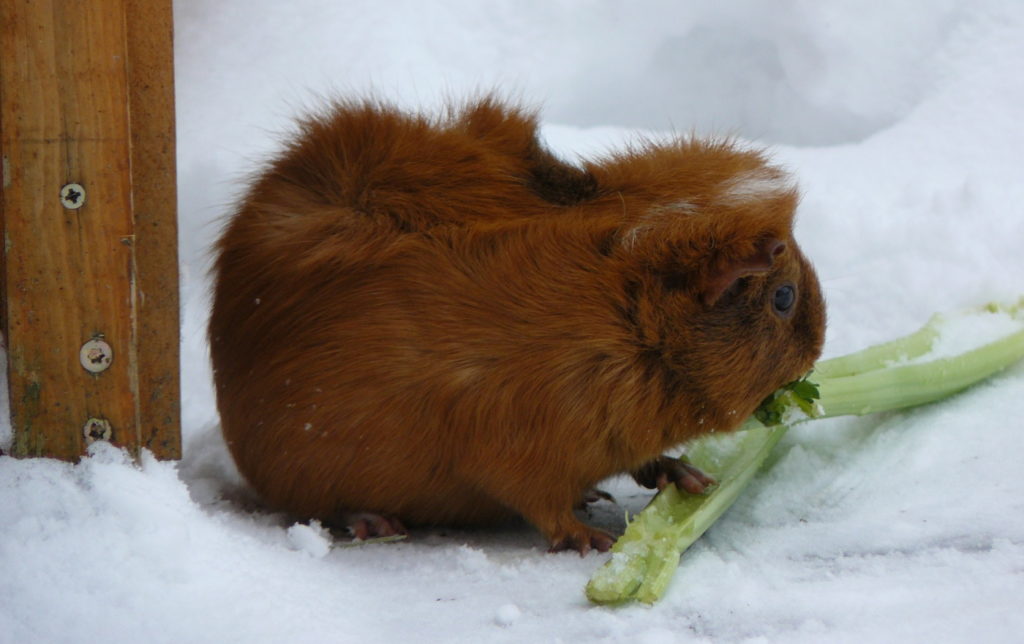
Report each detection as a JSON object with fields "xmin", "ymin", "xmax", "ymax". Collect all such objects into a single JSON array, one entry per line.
[
  {"xmin": 0, "ymin": 0, "xmax": 180, "ymax": 460},
  {"xmin": 125, "ymin": 0, "xmax": 181, "ymax": 458}
]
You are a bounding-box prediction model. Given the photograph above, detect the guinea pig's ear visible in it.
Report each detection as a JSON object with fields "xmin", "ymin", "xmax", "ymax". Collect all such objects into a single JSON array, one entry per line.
[{"xmin": 701, "ymin": 237, "xmax": 786, "ymax": 306}]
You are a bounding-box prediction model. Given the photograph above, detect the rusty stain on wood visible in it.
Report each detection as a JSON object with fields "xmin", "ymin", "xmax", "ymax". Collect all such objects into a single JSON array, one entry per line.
[{"xmin": 0, "ymin": 0, "xmax": 180, "ymax": 461}]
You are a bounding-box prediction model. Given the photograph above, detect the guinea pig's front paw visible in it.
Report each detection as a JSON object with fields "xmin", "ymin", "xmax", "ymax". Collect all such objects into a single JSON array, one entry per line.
[
  {"xmin": 547, "ymin": 522, "xmax": 615, "ymax": 556},
  {"xmin": 631, "ymin": 455, "xmax": 717, "ymax": 495}
]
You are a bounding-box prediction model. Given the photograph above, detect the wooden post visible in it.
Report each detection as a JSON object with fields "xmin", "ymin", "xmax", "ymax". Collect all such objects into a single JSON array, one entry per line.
[{"xmin": 0, "ymin": 0, "xmax": 181, "ymax": 460}]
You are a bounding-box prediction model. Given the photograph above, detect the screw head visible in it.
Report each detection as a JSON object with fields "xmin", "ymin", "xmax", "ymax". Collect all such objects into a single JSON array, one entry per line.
[
  {"xmin": 60, "ymin": 183, "xmax": 86, "ymax": 209},
  {"xmin": 80, "ymin": 338, "xmax": 113, "ymax": 373},
  {"xmin": 83, "ymin": 418, "xmax": 113, "ymax": 444}
]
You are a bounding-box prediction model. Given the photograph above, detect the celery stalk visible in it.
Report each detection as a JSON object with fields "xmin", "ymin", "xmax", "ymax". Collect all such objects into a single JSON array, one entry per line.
[
  {"xmin": 811, "ymin": 320, "xmax": 938, "ymax": 379},
  {"xmin": 586, "ymin": 299, "xmax": 1024, "ymax": 605},
  {"xmin": 817, "ymin": 327, "xmax": 1024, "ymax": 417},
  {"xmin": 587, "ymin": 424, "xmax": 786, "ymax": 604}
]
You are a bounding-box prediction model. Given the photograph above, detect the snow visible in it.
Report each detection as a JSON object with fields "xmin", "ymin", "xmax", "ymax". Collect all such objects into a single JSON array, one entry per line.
[
  {"xmin": 287, "ymin": 520, "xmax": 333, "ymax": 558},
  {"xmin": 3, "ymin": 1, "xmax": 1024, "ymax": 642}
]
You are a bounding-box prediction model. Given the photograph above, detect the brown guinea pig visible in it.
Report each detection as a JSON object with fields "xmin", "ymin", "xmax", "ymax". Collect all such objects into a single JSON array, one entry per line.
[{"xmin": 208, "ymin": 97, "xmax": 826, "ymax": 554}]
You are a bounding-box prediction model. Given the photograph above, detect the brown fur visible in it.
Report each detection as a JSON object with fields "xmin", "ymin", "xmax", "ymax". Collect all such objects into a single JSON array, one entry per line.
[{"xmin": 209, "ymin": 97, "xmax": 826, "ymax": 552}]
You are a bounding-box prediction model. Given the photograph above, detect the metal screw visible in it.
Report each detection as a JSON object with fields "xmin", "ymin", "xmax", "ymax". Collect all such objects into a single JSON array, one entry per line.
[
  {"xmin": 83, "ymin": 418, "xmax": 113, "ymax": 444},
  {"xmin": 59, "ymin": 183, "xmax": 86, "ymax": 209},
  {"xmin": 80, "ymin": 337, "xmax": 113, "ymax": 373}
]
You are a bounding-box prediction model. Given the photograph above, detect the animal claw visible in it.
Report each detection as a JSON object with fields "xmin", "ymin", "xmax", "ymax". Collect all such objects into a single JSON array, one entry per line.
[
  {"xmin": 634, "ymin": 455, "xmax": 717, "ymax": 494},
  {"xmin": 345, "ymin": 513, "xmax": 408, "ymax": 541}
]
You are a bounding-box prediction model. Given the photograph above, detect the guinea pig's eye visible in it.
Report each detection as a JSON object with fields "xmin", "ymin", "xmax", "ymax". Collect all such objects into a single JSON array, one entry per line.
[{"xmin": 772, "ymin": 283, "xmax": 796, "ymax": 317}]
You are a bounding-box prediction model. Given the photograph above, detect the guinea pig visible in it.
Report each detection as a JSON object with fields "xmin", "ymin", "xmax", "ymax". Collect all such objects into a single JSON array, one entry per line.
[{"xmin": 208, "ymin": 97, "xmax": 826, "ymax": 554}]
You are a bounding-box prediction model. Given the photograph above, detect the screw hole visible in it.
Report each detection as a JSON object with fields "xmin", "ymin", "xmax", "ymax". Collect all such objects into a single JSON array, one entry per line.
[{"xmin": 82, "ymin": 418, "xmax": 112, "ymax": 443}]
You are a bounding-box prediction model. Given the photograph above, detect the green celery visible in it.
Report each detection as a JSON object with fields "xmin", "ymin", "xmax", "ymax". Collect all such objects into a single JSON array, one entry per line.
[
  {"xmin": 587, "ymin": 424, "xmax": 786, "ymax": 604},
  {"xmin": 586, "ymin": 299, "xmax": 1024, "ymax": 605}
]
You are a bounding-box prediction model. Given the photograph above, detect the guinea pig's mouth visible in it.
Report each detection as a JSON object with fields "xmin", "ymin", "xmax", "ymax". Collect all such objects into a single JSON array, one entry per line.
[{"xmin": 753, "ymin": 371, "xmax": 821, "ymax": 426}]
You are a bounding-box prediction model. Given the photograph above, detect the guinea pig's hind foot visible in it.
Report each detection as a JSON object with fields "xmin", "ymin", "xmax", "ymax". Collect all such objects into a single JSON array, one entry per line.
[
  {"xmin": 632, "ymin": 455, "xmax": 717, "ymax": 495},
  {"xmin": 341, "ymin": 512, "xmax": 409, "ymax": 541}
]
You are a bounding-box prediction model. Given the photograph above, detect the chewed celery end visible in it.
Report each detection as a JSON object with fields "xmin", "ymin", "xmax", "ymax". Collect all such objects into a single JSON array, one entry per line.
[{"xmin": 754, "ymin": 373, "xmax": 822, "ymax": 427}]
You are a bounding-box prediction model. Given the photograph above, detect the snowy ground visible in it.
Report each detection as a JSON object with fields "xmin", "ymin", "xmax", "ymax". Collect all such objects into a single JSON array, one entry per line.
[{"xmin": 4, "ymin": 1, "xmax": 1024, "ymax": 642}]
